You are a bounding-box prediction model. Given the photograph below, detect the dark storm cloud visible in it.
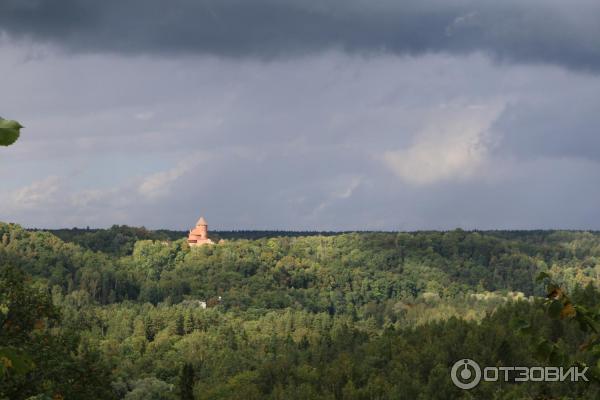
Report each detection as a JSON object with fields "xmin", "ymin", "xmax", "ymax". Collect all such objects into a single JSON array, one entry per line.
[
  {"xmin": 1, "ymin": 0, "xmax": 600, "ymax": 71},
  {"xmin": 4, "ymin": 42, "xmax": 600, "ymax": 230},
  {"xmin": 492, "ymin": 98, "xmax": 600, "ymax": 161}
]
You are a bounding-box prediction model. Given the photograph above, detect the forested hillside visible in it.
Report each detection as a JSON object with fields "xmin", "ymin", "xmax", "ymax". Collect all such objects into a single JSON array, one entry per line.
[{"xmin": 2, "ymin": 223, "xmax": 599, "ymax": 399}]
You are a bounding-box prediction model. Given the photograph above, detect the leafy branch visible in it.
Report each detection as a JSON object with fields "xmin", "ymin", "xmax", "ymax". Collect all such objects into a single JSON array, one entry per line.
[
  {"xmin": 0, "ymin": 117, "xmax": 23, "ymax": 146},
  {"xmin": 525, "ymin": 271, "xmax": 600, "ymax": 382}
]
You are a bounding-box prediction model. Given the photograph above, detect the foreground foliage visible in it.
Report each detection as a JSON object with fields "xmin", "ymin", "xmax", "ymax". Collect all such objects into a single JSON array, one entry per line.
[{"xmin": 0, "ymin": 118, "xmax": 22, "ymax": 146}]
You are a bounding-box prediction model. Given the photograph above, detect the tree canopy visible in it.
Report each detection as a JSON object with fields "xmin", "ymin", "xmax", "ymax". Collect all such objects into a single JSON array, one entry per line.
[{"xmin": 1, "ymin": 224, "xmax": 599, "ymax": 398}]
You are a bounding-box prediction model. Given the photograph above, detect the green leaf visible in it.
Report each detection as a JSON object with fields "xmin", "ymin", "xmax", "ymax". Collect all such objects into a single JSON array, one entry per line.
[
  {"xmin": 548, "ymin": 349, "xmax": 564, "ymax": 366},
  {"xmin": 579, "ymin": 319, "xmax": 590, "ymax": 333},
  {"xmin": 0, "ymin": 118, "xmax": 23, "ymax": 146},
  {"xmin": 574, "ymin": 312, "xmax": 600, "ymax": 334},
  {"xmin": 589, "ymin": 343, "xmax": 600, "ymax": 357},
  {"xmin": 515, "ymin": 318, "xmax": 532, "ymax": 334},
  {"xmin": 536, "ymin": 271, "xmax": 551, "ymax": 283},
  {"xmin": 0, "ymin": 346, "xmax": 34, "ymax": 375},
  {"xmin": 0, "ymin": 119, "xmax": 24, "ymax": 130},
  {"xmin": 535, "ymin": 339, "xmax": 553, "ymax": 359},
  {"xmin": 548, "ymin": 300, "xmax": 563, "ymax": 319}
]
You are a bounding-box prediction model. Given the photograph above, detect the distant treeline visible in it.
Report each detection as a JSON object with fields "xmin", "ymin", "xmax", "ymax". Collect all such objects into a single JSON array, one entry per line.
[
  {"xmin": 34, "ymin": 225, "xmax": 600, "ymax": 257},
  {"xmin": 38, "ymin": 226, "xmax": 365, "ymax": 255}
]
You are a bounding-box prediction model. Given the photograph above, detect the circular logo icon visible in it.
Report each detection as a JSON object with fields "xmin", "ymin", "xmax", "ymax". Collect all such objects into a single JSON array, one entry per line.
[{"xmin": 451, "ymin": 359, "xmax": 481, "ymax": 390}]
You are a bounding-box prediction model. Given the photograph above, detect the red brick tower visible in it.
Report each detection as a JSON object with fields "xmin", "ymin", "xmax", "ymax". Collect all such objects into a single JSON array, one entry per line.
[{"xmin": 188, "ymin": 216, "xmax": 214, "ymax": 246}]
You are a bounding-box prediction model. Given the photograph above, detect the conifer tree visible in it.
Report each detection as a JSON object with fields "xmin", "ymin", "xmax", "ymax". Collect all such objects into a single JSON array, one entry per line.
[{"xmin": 180, "ymin": 363, "xmax": 195, "ymax": 400}]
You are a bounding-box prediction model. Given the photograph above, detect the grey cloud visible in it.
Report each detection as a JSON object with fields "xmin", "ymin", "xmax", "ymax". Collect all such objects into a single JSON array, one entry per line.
[
  {"xmin": 1, "ymin": 1, "xmax": 600, "ymax": 71},
  {"xmin": 4, "ymin": 40, "xmax": 600, "ymax": 230},
  {"xmin": 492, "ymin": 97, "xmax": 600, "ymax": 162}
]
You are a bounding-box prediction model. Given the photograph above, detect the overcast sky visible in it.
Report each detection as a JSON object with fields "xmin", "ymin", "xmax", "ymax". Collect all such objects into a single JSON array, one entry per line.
[{"xmin": 2, "ymin": 0, "xmax": 600, "ymax": 230}]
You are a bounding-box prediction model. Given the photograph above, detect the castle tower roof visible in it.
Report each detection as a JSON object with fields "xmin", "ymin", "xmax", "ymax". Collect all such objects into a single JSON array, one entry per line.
[
  {"xmin": 196, "ymin": 216, "xmax": 207, "ymax": 226},
  {"xmin": 188, "ymin": 215, "xmax": 213, "ymax": 246}
]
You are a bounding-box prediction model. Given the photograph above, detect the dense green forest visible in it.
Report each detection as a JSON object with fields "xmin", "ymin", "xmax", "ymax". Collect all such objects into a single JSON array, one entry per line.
[{"xmin": 2, "ymin": 223, "xmax": 600, "ymax": 399}]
